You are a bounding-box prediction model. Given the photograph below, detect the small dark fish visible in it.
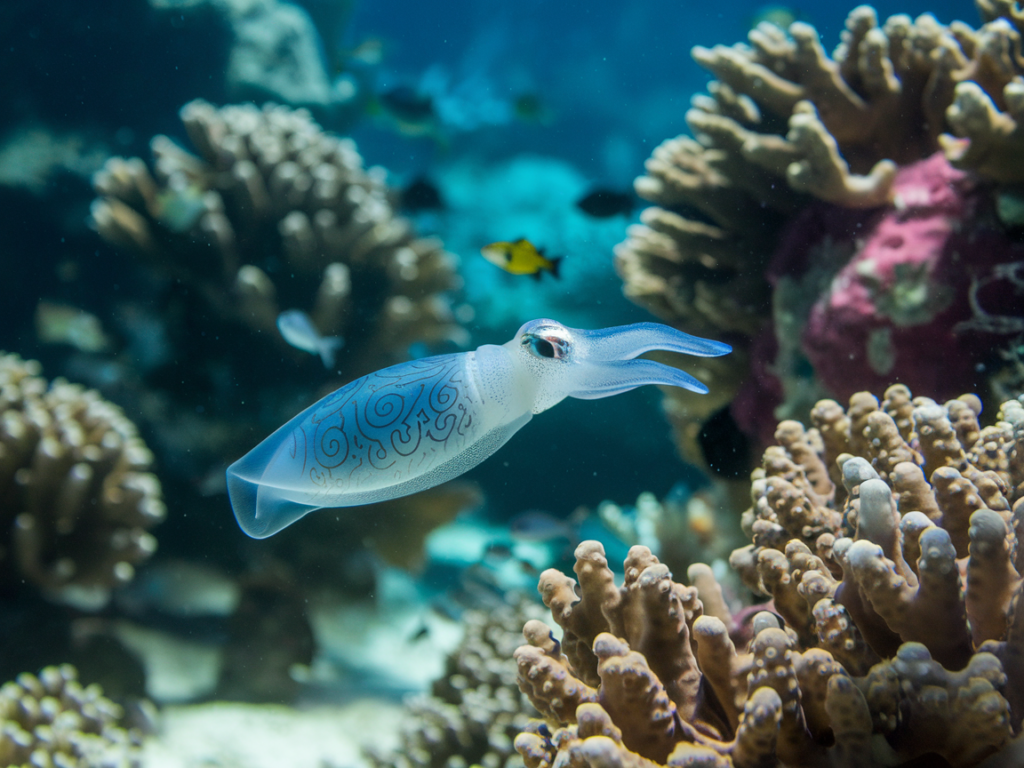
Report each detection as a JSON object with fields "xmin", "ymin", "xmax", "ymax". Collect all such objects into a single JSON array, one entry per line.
[
  {"xmin": 513, "ymin": 93, "xmax": 551, "ymax": 123},
  {"xmin": 576, "ymin": 189, "xmax": 637, "ymax": 219},
  {"xmin": 400, "ymin": 176, "xmax": 445, "ymax": 212},
  {"xmin": 516, "ymin": 558, "xmax": 540, "ymax": 577},
  {"xmin": 379, "ymin": 86, "xmax": 435, "ymax": 124},
  {"xmin": 408, "ymin": 622, "xmax": 430, "ymax": 642}
]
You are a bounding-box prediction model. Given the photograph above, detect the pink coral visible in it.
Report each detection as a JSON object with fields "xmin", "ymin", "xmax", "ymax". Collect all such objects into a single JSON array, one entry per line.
[
  {"xmin": 736, "ymin": 152, "xmax": 1024, "ymax": 444},
  {"xmin": 802, "ymin": 152, "xmax": 995, "ymax": 400}
]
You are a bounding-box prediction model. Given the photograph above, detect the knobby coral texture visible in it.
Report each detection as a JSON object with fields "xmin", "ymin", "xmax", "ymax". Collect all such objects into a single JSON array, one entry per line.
[
  {"xmin": 0, "ymin": 664, "xmax": 146, "ymax": 767},
  {"xmin": 90, "ymin": 99, "xmax": 466, "ymax": 382},
  {"xmin": 615, "ymin": 1, "xmax": 1024, "ymax": 461},
  {"xmin": 513, "ymin": 385, "xmax": 1024, "ymax": 768},
  {"xmin": 0, "ymin": 352, "xmax": 164, "ymax": 595}
]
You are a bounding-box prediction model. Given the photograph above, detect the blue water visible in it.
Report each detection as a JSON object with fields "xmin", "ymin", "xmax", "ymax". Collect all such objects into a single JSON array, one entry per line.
[{"xmin": 347, "ymin": 0, "xmax": 971, "ymax": 176}]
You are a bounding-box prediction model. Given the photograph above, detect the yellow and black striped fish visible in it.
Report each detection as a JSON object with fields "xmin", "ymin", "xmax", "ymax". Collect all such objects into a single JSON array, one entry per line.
[{"xmin": 480, "ymin": 239, "xmax": 562, "ymax": 279}]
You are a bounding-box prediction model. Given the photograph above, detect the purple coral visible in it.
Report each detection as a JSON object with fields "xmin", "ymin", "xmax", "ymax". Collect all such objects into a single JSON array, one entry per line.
[
  {"xmin": 801, "ymin": 152, "xmax": 1020, "ymax": 401},
  {"xmin": 736, "ymin": 152, "xmax": 1024, "ymax": 445}
]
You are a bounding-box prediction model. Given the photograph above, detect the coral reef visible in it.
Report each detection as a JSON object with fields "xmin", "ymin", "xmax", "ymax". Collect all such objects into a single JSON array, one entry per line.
[
  {"xmin": 212, "ymin": 0, "xmax": 340, "ymax": 108},
  {"xmin": 732, "ymin": 385, "xmax": 1024, "ymax": 683},
  {"xmin": 0, "ymin": 664, "xmax": 146, "ymax": 767},
  {"xmin": 147, "ymin": 0, "xmax": 357, "ymax": 109},
  {"xmin": 366, "ymin": 597, "xmax": 543, "ymax": 768},
  {"xmin": 940, "ymin": 0, "xmax": 1024, "ymax": 184},
  {"xmin": 0, "ymin": 352, "xmax": 164, "ymax": 597},
  {"xmin": 614, "ymin": 3, "xmax": 1024, "ymax": 462},
  {"xmin": 513, "ymin": 385, "xmax": 1024, "ymax": 767},
  {"xmin": 91, "ymin": 100, "xmax": 465, "ymax": 382},
  {"xmin": 593, "ymin": 488, "xmax": 745, "ymax": 582}
]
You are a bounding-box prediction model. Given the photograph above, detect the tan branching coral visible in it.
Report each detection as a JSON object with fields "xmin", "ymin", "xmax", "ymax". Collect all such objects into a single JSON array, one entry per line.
[
  {"xmin": 733, "ymin": 385, "xmax": 1023, "ymax": 755},
  {"xmin": 938, "ymin": 0, "xmax": 1024, "ymax": 181},
  {"xmin": 941, "ymin": 77, "xmax": 1024, "ymax": 182},
  {"xmin": 91, "ymin": 100, "xmax": 465, "ymax": 378},
  {"xmin": 0, "ymin": 352, "xmax": 164, "ymax": 596},
  {"xmin": 513, "ymin": 544, "xmax": 882, "ymax": 768},
  {"xmin": 0, "ymin": 664, "xmax": 146, "ymax": 767},
  {"xmin": 615, "ymin": 4, "xmax": 1024, "ymax": 466},
  {"xmin": 687, "ymin": 5, "xmax": 1024, "ymax": 194},
  {"xmin": 513, "ymin": 386, "xmax": 1024, "ymax": 767}
]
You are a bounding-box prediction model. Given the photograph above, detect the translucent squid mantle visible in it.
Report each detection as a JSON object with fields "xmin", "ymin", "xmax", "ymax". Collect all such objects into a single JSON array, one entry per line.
[{"xmin": 227, "ymin": 319, "xmax": 731, "ymax": 538}]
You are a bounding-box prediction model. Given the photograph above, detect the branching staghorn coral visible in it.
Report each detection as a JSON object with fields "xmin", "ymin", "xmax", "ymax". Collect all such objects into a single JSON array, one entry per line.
[
  {"xmin": 513, "ymin": 543, "xmax": 878, "ymax": 768},
  {"xmin": 0, "ymin": 664, "xmax": 146, "ymax": 767},
  {"xmin": 512, "ymin": 386, "xmax": 1024, "ymax": 768},
  {"xmin": 0, "ymin": 352, "xmax": 164, "ymax": 597},
  {"xmin": 939, "ymin": 0, "xmax": 1024, "ymax": 183},
  {"xmin": 615, "ymin": 3, "xmax": 1024, "ymax": 464},
  {"xmin": 733, "ymin": 385, "xmax": 1023, "ymax": 710},
  {"xmin": 731, "ymin": 384, "xmax": 1024, "ymax": 761},
  {"xmin": 90, "ymin": 100, "xmax": 465, "ymax": 379}
]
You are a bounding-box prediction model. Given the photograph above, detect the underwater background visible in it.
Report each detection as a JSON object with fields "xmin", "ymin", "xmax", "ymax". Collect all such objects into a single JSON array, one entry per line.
[{"xmin": 3, "ymin": 0, "xmax": 1024, "ymax": 765}]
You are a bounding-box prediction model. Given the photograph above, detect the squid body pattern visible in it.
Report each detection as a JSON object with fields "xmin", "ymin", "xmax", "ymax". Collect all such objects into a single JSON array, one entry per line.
[{"xmin": 227, "ymin": 319, "xmax": 730, "ymax": 538}]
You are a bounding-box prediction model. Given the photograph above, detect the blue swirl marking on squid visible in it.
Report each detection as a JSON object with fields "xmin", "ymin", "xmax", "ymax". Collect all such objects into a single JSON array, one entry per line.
[{"xmin": 227, "ymin": 319, "xmax": 731, "ymax": 538}]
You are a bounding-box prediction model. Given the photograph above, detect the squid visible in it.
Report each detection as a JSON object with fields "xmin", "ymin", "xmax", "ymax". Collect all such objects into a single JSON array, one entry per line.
[{"xmin": 227, "ymin": 319, "xmax": 731, "ymax": 538}]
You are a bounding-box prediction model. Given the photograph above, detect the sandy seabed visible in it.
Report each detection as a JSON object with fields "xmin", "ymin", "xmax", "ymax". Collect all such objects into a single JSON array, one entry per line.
[{"xmin": 143, "ymin": 699, "xmax": 404, "ymax": 768}]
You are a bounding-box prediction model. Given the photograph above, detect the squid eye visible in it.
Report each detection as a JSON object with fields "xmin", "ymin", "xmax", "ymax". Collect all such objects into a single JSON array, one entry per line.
[
  {"xmin": 530, "ymin": 337, "xmax": 556, "ymax": 358},
  {"xmin": 521, "ymin": 333, "xmax": 569, "ymax": 360}
]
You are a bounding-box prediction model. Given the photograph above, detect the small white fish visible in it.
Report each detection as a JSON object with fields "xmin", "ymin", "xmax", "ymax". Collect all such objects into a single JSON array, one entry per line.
[
  {"xmin": 35, "ymin": 301, "xmax": 112, "ymax": 352},
  {"xmin": 276, "ymin": 310, "xmax": 344, "ymax": 369}
]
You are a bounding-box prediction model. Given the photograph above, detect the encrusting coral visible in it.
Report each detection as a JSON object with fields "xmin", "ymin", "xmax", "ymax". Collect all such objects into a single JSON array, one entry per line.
[
  {"xmin": 366, "ymin": 597, "xmax": 544, "ymax": 768},
  {"xmin": 0, "ymin": 664, "xmax": 146, "ymax": 767},
  {"xmin": 90, "ymin": 99, "xmax": 465, "ymax": 379},
  {"xmin": 615, "ymin": 2, "xmax": 1024, "ymax": 463},
  {"xmin": 0, "ymin": 352, "xmax": 164, "ymax": 597},
  {"xmin": 512, "ymin": 385, "xmax": 1024, "ymax": 768}
]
